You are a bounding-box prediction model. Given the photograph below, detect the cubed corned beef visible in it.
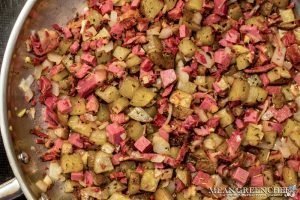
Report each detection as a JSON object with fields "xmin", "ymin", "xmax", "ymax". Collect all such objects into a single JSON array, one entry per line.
[
  {"xmin": 106, "ymin": 123, "xmax": 125, "ymax": 145},
  {"xmin": 160, "ymin": 69, "xmax": 177, "ymax": 88},
  {"xmin": 134, "ymin": 136, "xmax": 152, "ymax": 153},
  {"xmin": 57, "ymin": 98, "xmax": 72, "ymax": 114},
  {"xmin": 86, "ymin": 95, "xmax": 99, "ymax": 113},
  {"xmin": 192, "ymin": 170, "xmax": 214, "ymax": 189}
]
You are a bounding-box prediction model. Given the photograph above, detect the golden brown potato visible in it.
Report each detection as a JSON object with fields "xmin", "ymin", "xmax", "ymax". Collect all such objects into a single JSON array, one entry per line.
[
  {"xmin": 228, "ymin": 3, "xmax": 242, "ymax": 20},
  {"xmin": 70, "ymin": 96, "xmax": 86, "ymax": 115},
  {"xmin": 258, "ymin": 149, "xmax": 270, "ymax": 164},
  {"xmin": 119, "ymin": 77, "xmax": 140, "ymax": 99},
  {"xmin": 215, "ymin": 108, "xmax": 235, "ymax": 128},
  {"xmin": 68, "ymin": 116, "xmax": 92, "ymax": 137},
  {"xmin": 94, "ymin": 151, "xmax": 114, "ymax": 174},
  {"xmin": 236, "ymin": 53, "xmax": 250, "ymax": 70},
  {"xmin": 164, "ymin": 0, "xmax": 177, "ymax": 11},
  {"xmin": 178, "ymin": 38, "xmax": 196, "ymax": 57},
  {"xmin": 172, "ymin": 106, "xmax": 193, "ymax": 120},
  {"xmin": 111, "ymin": 97, "xmax": 129, "ymax": 114},
  {"xmin": 185, "ymin": 0, "xmax": 203, "ymax": 11},
  {"xmin": 140, "ymin": 170, "xmax": 160, "ymax": 192},
  {"xmin": 96, "ymin": 86, "xmax": 120, "ymax": 103},
  {"xmin": 130, "ymin": 87, "xmax": 156, "ymax": 107},
  {"xmin": 258, "ymin": 131, "xmax": 277, "ymax": 149},
  {"xmin": 262, "ymin": 170, "xmax": 274, "ymax": 186},
  {"xmin": 126, "ymin": 120, "xmax": 144, "ymax": 141},
  {"xmin": 283, "ymin": 119, "xmax": 300, "ymax": 136},
  {"xmin": 245, "ymin": 86, "xmax": 268, "ymax": 105},
  {"xmin": 170, "ymin": 90, "xmax": 193, "ymax": 108},
  {"xmin": 282, "ymin": 167, "xmax": 297, "ymax": 186},
  {"xmin": 228, "ymin": 79, "xmax": 250, "ymax": 102},
  {"xmin": 272, "ymin": 0, "xmax": 289, "ymax": 8},
  {"xmin": 244, "ymin": 124, "xmax": 264, "ymax": 146},
  {"xmin": 126, "ymin": 54, "xmax": 142, "ymax": 69},
  {"xmin": 203, "ymin": 133, "xmax": 224, "ymax": 150},
  {"xmin": 86, "ymin": 9, "xmax": 103, "ymax": 26},
  {"xmin": 148, "ymin": 52, "xmax": 175, "ymax": 69},
  {"xmin": 141, "ymin": 0, "xmax": 164, "ymax": 19},
  {"xmin": 290, "ymin": 131, "xmax": 300, "ymax": 147},
  {"xmin": 97, "ymin": 103, "xmax": 110, "ymax": 122},
  {"xmin": 61, "ymin": 153, "xmax": 84, "ymax": 173},
  {"xmin": 154, "ymin": 188, "xmax": 174, "ymax": 200},
  {"xmin": 260, "ymin": 2, "xmax": 273, "ymax": 16},
  {"xmin": 109, "ymin": 193, "xmax": 130, "ymax": 200},
  {"xmin": 96, "ymin": 49, "xmax": 112, "ymax": 64},
  {"xmin": 196, "ymin": 26, "xmax": 214, "ymax": 46},
  {"xmin": 128, "ymin": 172, "xmax": 140, "ymax": 195},
  {"xmin": 89, "ymin": 130, "xmax": 107, "ymax": 145},
  {"xmin": 113, "ymin": 46, "xmax": 131, "ymax": 61},
  {"xmin": 245, "ymin": 16, "xmax": 265, "ymax": 29}
]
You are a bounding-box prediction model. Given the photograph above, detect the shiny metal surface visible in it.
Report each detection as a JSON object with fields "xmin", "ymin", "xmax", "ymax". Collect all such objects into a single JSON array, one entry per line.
[
  {"xmin": 0, "ymin": 0, "xmax": 85, "ymax": 199},
  {"xmin": 0, "ymin": 178, "xmax": 22, "ymax": 200},
  {"xmin": 0, "ymin": 0, "xmax": 299, "ymax": 200}
]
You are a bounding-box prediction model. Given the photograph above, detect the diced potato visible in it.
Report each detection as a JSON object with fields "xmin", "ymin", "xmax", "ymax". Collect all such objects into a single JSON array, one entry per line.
[
  {"xmin": 203, "ymin": 133, "xmax": 224, "ymax": 150},
  {"xmin": 164, "ymin": 0, "xmax": 177, "ymax": 11},
  {"xmin": 185, "ymin": 0, "xmax": 203, "ymax": 10},
  {"xmin": 196, "ymin": 26, "xmax": 214, "ymax": 46},
  {"xmin": 282, "ymin": 86, "xmax": 294, "ymax": 101},
  {"xmin": 267, "ymin": 67, "xmax": 291, "ymax": 83},
  {"xmin": 245, "ymin": 16, "xmax": 265, "ymax": 29},
  {"xmin": 140, "ymin": 170, "xmax": 160, "ymax": 192},
  {"xmin": 119, "ymin": 77, "xmax": 140, "ymax": 99},
  {"xmin": 228, "ymin": 79, "xmax": 250, "ymax": 102},
  {"xmin": 258, "ymin": 131, "xmax": 277, "ymax": 149},
  {"xmin": 96, "ymin": 86, "xmax": 120, "ymax": 103},
  {"xmin": 128, "ymin": 107, "xmax": 153, "ymax": 122},
  {"xmin": 128, "ymin": 172, "xmax": 140, "ymax": 195},
  {"xmin": 126, "ymin": 54, "xmax": 142, "ymax": 69},
  {"xmin": 68, "ymin": 116, "xmax": 92, "ymax": 137},
  {"xmin": 170, "ymin": 90, "xmax": 193, "ymax": 108},
  {"xmin": 113, "ymin": 46, "xmax": 131, "ymax": 61},
  {"xmin": 147, "ymin": 35, "xmax": 163, "ymax": 52},
  {"xmin": 97, "ymin": 103, "xmax": 110, "ymax": 122},
  {"xmin": 94, "ymin": 27, "xmax": 110, "ymax": 39},
  {"xmin": 245, "ymin": 86, "xmax": 268, "ymax": 105},
  {"xmin": 57, "ymin": 111, "xmax": 69, "ymax": 126},
  {"xmin": 145, "ymin": 106, "xmax": 157, "ymax": 118},
  {"xmin": 176, "ymin": 168, "xmax": 190, "ymax": 186},
  {"xmin": 279, "ymin": 9, "xmax": 295, "ymax": 23},
  {"xmin": 109, "ymin": 193, "xmax": 130, "ymax": 200},
  {"xmin": 178, "ymin": 39, "xmax": 196, "ymax": 58},
  {"xmin": 290, "ymin": 132, "xmax": 300, "ymax": 147},
  {"xmin": 126, "ymin": 120, "xmax": 144, "ymax": 141},
  {"xmin": 258, "ymin": 149, "xmax": 270, "ymax": 164},
  {"xmin": 62, "ymin": 54, "xmax": 74, "ymax": 71},
  {"xmin": 282, "ymin": 167, "xmax": 297, "ymax": 186},
  {"xmin": 107, "ymin": 180, "xmax": 126, "ymax": 195},
  {"xmin": 228, "ymin": 3, "xmax": 242, "ymax": 20},
  {"xmin": 70, "ymin": 96, "xmax": 86, "ymax": 115},
  {"xmin": 262, "ymin": 170, "xmax": 274, "ymax": 186},
  {"xmin": 130, "ymin": 87, "xmax": 156, "ymax": 107},
  {"xmin": 52, "ymin": 69, "xmax": 69, "ymax": 82},
  {"xmin": 36, "ymin": 180, "xmax": 48, "ymax": 192},
  {"xmin": 96, "ymin": 49, "xmax": 112, "ymax": 64},
  {"xmin": 283, "ymin": 119, "xmax": 300, "ymax": 136},
  {"xmin": 245, "ymin": 124, "xmax": 264, "ymax": 146},
  {"xmin": 192, "ymin": 149, "xmax": 217, "ymax": 174},
  {"xmin": 172, "ymin": 106, "xmax": 193, "ymax": 120},
  {"xmin": 61, "ymin": 142, "xmax": 73, "ymax": 154},
  {"xmin": 287, "ymin": 138, "xmax": 299, "ymax": 155},
  {"xmin": 182, "ymin": 10, "xmax": 201, "ymax": 31},
  {"xmin": 89, "ymin": 130, "xmax": 107, "ymax": 145},
  {"xmin": 94, "ymin": 151, "xmax": 114, "ymax": 174},
  {"xmin": 141, "ymin": 0, "xmax": 164, "ymax": 19},
  {"xmin": 272, "ymin": 0, "xmax": 289, "ymax": 8},
  {"xmin": 236, "ymin": 53, "xmax": 250, "ymax": 70},
  {"xmin": 153, "ymin": 134, "xmax": 170, "ymax": 154},
  {"xmin": 177, "ymin": 81, "xmax": 197, "ymax": 94},
  {"xmin": 56, "ymin": 39, "xmax": 72, "ymax": 55},
  {"xmin": 215, "ymin": 108, "xmax": 234, "ymax": 128},
  {"xmin": 64, "ymin": 180, "xmax": 77, "ymax": 193},
  {"xmin": 86, "ymin": 9, "xmax": 102, "ymax": 26},
  {"xmin": 260, "ymin": 2, "xmax": 273, "ymax": 16},
  {"xmin": 154, "ymin": 188, "xmax": 174, "ymax": 200},
  {"xmin": 111, "ymin": 97, "xmax": 129, "ymax": 114},
  {"xmin": 61, "ymin": 153, "xmax": 84, "ymax": 173}
]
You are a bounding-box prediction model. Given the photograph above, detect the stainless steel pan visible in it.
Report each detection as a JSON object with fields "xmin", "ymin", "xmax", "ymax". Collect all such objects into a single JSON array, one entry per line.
[{"xmin": 0, "ymin": 0, "xmax": 299, "ymax": 199}]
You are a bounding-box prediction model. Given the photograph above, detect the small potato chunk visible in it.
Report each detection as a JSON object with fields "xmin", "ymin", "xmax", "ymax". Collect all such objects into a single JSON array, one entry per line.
[
  {"xmin": 203, "ymin": 133, "xmax": 224, "ymax": 150},
  {"xmin": 245, "ymin": 16, "xmax": 265, "ymax": 29},
  {"xmin": 196, "ymin": 26, "xmax": 214, "ymax": 46},
  {"xmin": 282, "ymin": 167, "xmax": 297, "ymax": 186},
  {"xmin": 215, "ymin": 108, "xmax": 234, "ymax": 128},
  {"xmin": 153, "ymin": 134, "xmax": 170, "ymax": 154},
  {"xmin": 164, "ymin": 0, "xmax": 177, "ymax": 11},
  {"xmin": 283, "ymin": 119, "xmax": 300, "ymax": 136},
  {"xmin": 89, "ymin": 130, "xmax": 107, "ymax": 145},
  {"xmin": 228, "ymin": 3, "xmax": 242, "ymax": 20},
  {"xmin": 61, "ymin": 153, "xmax": 84, "ymax": 173},
  {"xmin": 141, "ymin": 0, "xmax": 164, "ymax": 19},
  {"xmin": 140, "ymin": 170, "xmax": 160, "ymax": 192},
  {"xmin": 178, "ymin": 39, "xmax": 196, "ymax": 58},
  {"xmin": 109, "ymin": 193, "xmax": 130, "ymax": 200},
  {"xmin": 279, "ymin": 9, "xmax": 295, "ymax": 23},
  {"xmin": 126, "ymin": 54, "xmax": 142, "ymax": 69},
  {"xmin": 119, "ymin": 77, "xmax": 140, "ymax": 99},
  {"xmin": 228, "ymin": 79, "xmax": 250, "ymax": 102},
  {"xmin": 97, "ymin": 103, "xmax": 110, "ymax": 122},
  {"xmin": 130, "ymin": 87, "xmax": 156, "ymax": 107},
  {"xmin": 172, "ymin": 106, "xmax": 193, "ymax": 120},
  {"xmin": 177, "ymin": 81, "xmax": 197, "ymax": 94},
  {"xmin": 176, "ymin": 168, "xmax": 190, "ymax": 186},
  {"xmin": 94, "ymin": 151, "xmax": 114, "ymax": 174},
  {"xmin": 96, "ymin": 86, "xmax": 120, "ymax": 103},
  {"xmin": 113, "ymin": 46, "xmax": 131, "ymax": 61},
  {"xmin": 128, "ymin": 172, "xmax": 140, "ymax": 195},
  {"xmin": 126, "ymin": 120, "xmax": 144, "ymax": 141},
  {"xmin": 170, "ymin": 90, "xmax": 193, "ymax": 108},
  {"xmin": 263, "ymin": 170, "xmax": 274, "ymax": 186},
  {"xmin": 52, "ymin": 70, "xmax": 69, "ymax": 82},
  {"xmin": 260, "ymin": 2, "xmax": 273, "ymax": 16},
  {"xmin": 86, "ymin": 9, "xmax": 102, "ymax": 26},
  {"xmin": 68, "ymin": 116, "xmax": 92, "ymax": 137},
  {"xmin": 70, "ymin": 96, "xmax": 86, "ymax": 115},
  {"xmin": 290, "ymin": 132, "xmax": 300, "ymax": 147},
  {"xmin": 96, "ymin": 49, "xmax": 112, "ymax": 64},
  {"xmin": 154, "ymin": 188, "xmax": 174, "ymax": 200},
  {"xmin": 111, "ymin": 97, "xmax": 129, "ymax": 114},
  {"xmin": 267, "ymin": 67, "xmax": 291, "ymax": 83},
  {"xmin": 185, "ymin": 0, "xmax": 203, "ymax": 11},
  {"xmin": 272, "ymin": 0, "xmax": 289, "ymax": 8},
  {"xmin": 236, "ymin": 53, "xmax": 250, "ymax": 70},
  {"xmin": 245, "ymin": 86, "xmax": 268, "ymax": 105},
  {"xmin": 258, "ymin": 131, "xmax": 277, "ymax": 149},
  {"xmin": 245, "ymin": 124, "xmax": 264, "ymax": 146}
]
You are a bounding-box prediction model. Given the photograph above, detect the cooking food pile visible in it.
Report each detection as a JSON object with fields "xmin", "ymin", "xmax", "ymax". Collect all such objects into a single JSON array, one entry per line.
[{"xmin": 18, "ymin": 0, "xmax": 300, "ymax": 199}]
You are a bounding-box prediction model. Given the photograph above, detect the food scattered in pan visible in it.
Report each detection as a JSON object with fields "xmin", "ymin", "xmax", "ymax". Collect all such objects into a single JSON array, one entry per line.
[{"xmin": 19, "ymin": 0, "xmax": 300, "ymax": 199}]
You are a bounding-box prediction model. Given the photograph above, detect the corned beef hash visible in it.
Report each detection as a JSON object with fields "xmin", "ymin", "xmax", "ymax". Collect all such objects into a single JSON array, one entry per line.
[{"xmin": 18, "ymin": 0, "xmax": 300, "ymax": 199}]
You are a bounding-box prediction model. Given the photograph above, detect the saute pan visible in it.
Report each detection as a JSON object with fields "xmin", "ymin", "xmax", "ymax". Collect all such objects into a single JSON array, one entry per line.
[{"xmin": 0, "ymin": 0, "xmax": 299, "ymax": 199}]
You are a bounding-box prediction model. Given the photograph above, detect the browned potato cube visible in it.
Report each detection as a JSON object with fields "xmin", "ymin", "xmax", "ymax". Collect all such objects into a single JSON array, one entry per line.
[
  {"xmin": 141, "ymin": 0, "xmax": 164, "ymax": 19},
  {"xmin": 61, "ymin": 153, "xmax": 84, "ymax": 173},
  {"xmin": 215, "ymin": 108, "xmax": 234, "ymax": 128},
  {"xmin": 228, "ymin": 79, "xmax": 250, "ymax": 102},
  {"xmin": 196, "ymin": 26, "xmax": 215, "ymax": 46}
]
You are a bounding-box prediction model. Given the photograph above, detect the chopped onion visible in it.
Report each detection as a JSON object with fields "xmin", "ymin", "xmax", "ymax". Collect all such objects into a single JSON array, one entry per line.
[
  {"xmin": 80, "ymin": 20, "xmax": 87, "ymax": 34},
  {"xmin": 18, "ymin": 75, "xmax": 34, "ymax": 102},
  {"xmin": 101, "ymin": 41, "xmax": 114, "ymax": 53},
  {"xmin": 159, "ymin": 27, "xmax": 173, "ymax": 39},
  {"xmin": 109, "ymin": 11, "xmax": 118, "ymax": 27},
  {"xmin": 162, "ymin": 104, "xmax": 173, "ymax": 126},
  {"xmin": 36, "ymin": 180, "xmax": 48, "ymax": 192},
  {"xmin": 176, "ymin": 61, "xmax": 189, "ymax": 82},
  {"xmin": 51, "ymin": 82, "xmax": 60, "ymax": 96},
  {"xmin": 33, "ymin": 65, "xmax": 44, "ymax": 79},
  {"xmin": 128, "ymin": 107, "xmax": 153, "ymax": 122},
  {"xmin": 48, "ymin": 162, "xmax": 62, "ymax": 181},
  {"xmin": 151, "ymin": 154, "xmax": 165, "ymax": 163},
  {"xmin": 274, "ymin": 138, "xmax": 291, "ymax": 158}
]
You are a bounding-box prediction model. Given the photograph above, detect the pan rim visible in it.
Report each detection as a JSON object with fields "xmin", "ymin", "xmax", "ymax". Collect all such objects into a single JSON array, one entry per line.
[{"xmin": 0, "ymin": 0, "xmax": 38, "ymax": 199}]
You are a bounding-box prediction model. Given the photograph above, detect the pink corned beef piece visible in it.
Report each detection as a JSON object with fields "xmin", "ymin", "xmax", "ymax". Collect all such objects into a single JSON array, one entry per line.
[
  {"xmin": 214, "ymin": 49, "xmax": 231, "ymax": 68},
  {"xmin": 57, "ymin": 98, "xmax": 72, "ymax": 114},
  {"xmin": 110, "ymin": 113, "xmax": 128, "ymax": 124},
  {"xmin": 244, "ymin": 109, "xmax": 259, "ymax": 124},
  {"xmin": 75, "ymin": 64, "xmax": 92, "ymax": 79},
  {"xmin": 224, "ymin": 29, "xmax": 240, "ymax": 43},
  {"xmin": 71, "ymin": 172, "xmax": 84, "ymax": 181},
  {"xmin": 271, "ymin": 105, "xmax": 292, "ymax": 123},
  {"xmin": 251, "ymin": 174, "xmax": 264, "ymax": 187},
  {"xmin": 134, "ymin": 136, "xmax": 152, "ymax": 153},
  {"xmin": 45, "ymin": 96, "xmax": 58, "ymax": 110},
  {"xmin": 200, "ymin": 97, "xmax": 218, "ymax": 113},
  {"xmin": 179, "ymin": 24, "xmax": 189, "ymax": 38},
  {"xmin": 107, "ymin": 63, "xmax": 125, "ymax": 77},
  {"xmin": 84, "ymin": 171, "xmax": 94, "ymax": 186},
  {"xmin": 214, "ymin": 0, "xmax": 227, "ymax": 16},
  {"xmin": 160, "ymin": 69, "xmax": 177, "ymax": 88},
  {"xmin": 106, "ymin": 123, "xmax": 125, "ymax": 145},
  {"xmin": 101, "ymin": 0, "xmax": 113, "ymax": 14},
  {"xmin": 192, "ymin": 170, "xmax": 214, "ymax": 189},
  {"xmin": 86, "ymin": 95, "xmax": 99, "ymax": 113},
  {"xmin": 81, "ymin": 53, "xmax": 97, "ymax": 67},
  {"xmin": 77, "ymin": 69, "xmax": 107, "ymax": 97},
  {"xmin": 68, "ymin": 133, "xmax": 83, "ymax": 148},
  {"xmin": 232, "ymin": 167, "xmax": 249, "ymax": 186},
  {"xmin": 168, "ymin": 0, "xmax": 184, "ymax": 20}
]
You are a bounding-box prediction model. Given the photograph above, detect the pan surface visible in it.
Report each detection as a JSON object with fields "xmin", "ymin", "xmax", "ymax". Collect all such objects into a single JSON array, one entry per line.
[{"xmin": 0, "ymin": 0, "xmax": 85, "ymax": 199}]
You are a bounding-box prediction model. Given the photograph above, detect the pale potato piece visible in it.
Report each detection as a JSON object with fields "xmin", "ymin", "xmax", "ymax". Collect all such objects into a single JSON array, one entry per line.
[
  {"xmin": 113, "ymin": 46, "xmax": 131, "ymax": 61},
  {"xmin": 68, "ymin": 116, "xmax": 92, "ymax": 137},
  {"xmin": 141, "ymin": 0, "xmax": 164, "ymax": 19},
  {"xmin": 170, "ymin": 90, "xmax": 193, "ymax": 108},
  {"xmin": 94, "ymin": 151, "xmax": 114, "ymax": 174},
  {"xmin": 178, "ymin": 39, "xmax": 196, "ymax": 57},
  {"xmin": 228, "ymin": 79, "xmax": 250, "ymax": 102},
  {"xmin": 215, "ymin": 108, "xmax": 234, "ymax": 128},
  {"xmin": 119, "ymin": 77, "xmax": 140, "ymax": 99},
  {"xmin": 61, "ymin": 153, "xmax": 84, "ymax": 173},
  {"xmin": 96, "ymin": 86, "xmax": 120, "ymax": 103},
  {"xmin": 130, "ymin": 87, "xmax": 156, "ymax": 107},
  {"xmin": 70, "ymin": 96, "xmax": 86, "ymax": 115},
  {"xmin": 89, "ymin": 130, "xmax": 107, "ymax": 145},
  {"xmin": 140, "ymin": 170, "xmax": 160, "ymax": 192}
]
